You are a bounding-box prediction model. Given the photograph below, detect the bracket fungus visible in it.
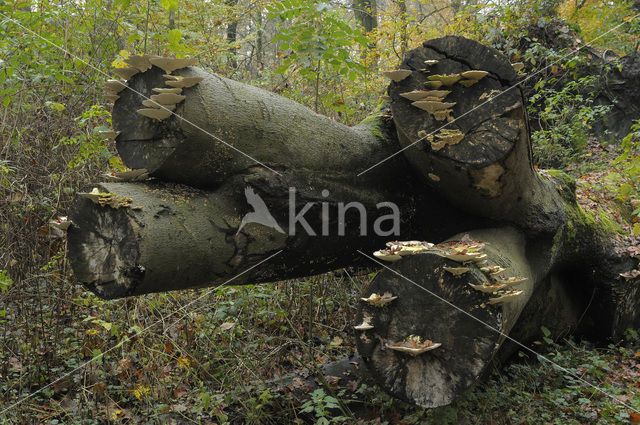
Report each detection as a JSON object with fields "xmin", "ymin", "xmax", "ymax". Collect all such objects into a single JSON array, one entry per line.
[
  {"xmin": 164, "ymin": 76, "xmax": 205, "ymax": 88},
  {"xmin": 136, "ymin": 108, "xmax": 172, "ymax": 121},
  {"xmin": 385, "ymin": 335, "xmax": 441, "ymax": 356},
  {"xmin": 488, "ymin": 289, "xmax": 525, "ymax": 305},
  {"xmin": 512, "ymin": 62, "xmax": 525, "ymax": 72},
  {"xmin": 425, "ymin": 90, "xmax": 451, "ymax": 99},
  {"xmin": 459, "ymin": 70, "xmax": 489, "ymax": 81},
  {"xmin": 104, "ymin": 94, "xmax": 119, "ymax": 102},
  {"xmin": 433, "ymin": 239, "xmax": 486, "ymax": 263},
  {"xmin": 354, "ymin": 316, "xmax": 374, "ymax": 331},
  {"xmin": 373, "ymin": 249, "xmax": 402, "ymax": 262},
  {"xmin": 125, "ymin": 55, "xmax": 153, "ymax": 72},
  {"xmin": 431, "ymin": 129, "xmax": 464, "ymax": 151},
  {"xmin": 78, "ymin": 187, "xmax": 102, "ymax": 203},
  {"xmin": 400, "ymin": 90, "xmax": 432, "ymax": 101},
  {"xmin": 149, "ymin": 57, "xmax": 196, "ymax": 73},
  {"xmin": 427, "ymin": 74, "xmax": 462, "ymax": 87},
  {"xmin": 152, "ymin": 87, "xmax": 183, "ymax": 94},
  {"xmin": 428, "ymin": 173, "xmax": 441, "ymax": 182},
  {"xmin": 382, "ymin": 69, "xmax": 412, "ymax": 82},
  {"xmin": 386, "ymin": 240, "xmax": 434, "ymax": 256},
  {"xmin": 150, "ymin": 93, "xmax": 186, "ymax": 104},
  {"xmin": 77, "ymin": 188, "xmax": 132, "ymax": 209},
  {"xmin": 104, "ymin": 79, "xmax": 127, "ymax": 94},
  {"xmin": 424, "ymin": 60, "xmax": 439, "ymax": 66},
  {"xmin": 469, "ymin": 282, "xmax": 510, "ymax": 293},
  {"xmin": 100, "ymin": 130, "xmax": 119, "ymax": 141},
  {"xmin": 494, "ymin": 276, "xmax": 527, "ymax": 287},
  {"xmin": 458, "ymin": 79, "xmax": 478, "ymax": 87},
  {"xmin": 112, "ymin": 67, "xmax": 139, "ymax": 81},
  {"xmin": 480, "ymin": 265, "xmax": 507, "ymax": 276},
  {"xmin": 424, "ymin": 80, "xmax": 444, "ymax": 89},
  {"xmin": 49, "ymin": 216, "xmax": 72, "ymax": 232},
  {"xmin": 361, "ymin": 292, "xmax": 398, "ymax": 307},
  {"xmin": 433, "ymin": 109, "xmax": 454, "ymax": 122},
  {"xmin": 114, "ymin": 169, "xmax": 150, "ymax": 181},
  {"xmin": 411, "ymin": 100, "xmax": 456, "ymax": 114},
  {"xmin": 142, "ymin": 100, "xmax": 176, "ymax": 111},
  {"xmin": 441, "ymin": 251, "xmax": 486, "ymax": 262},
  {"xmin": 443, "ymin": 266, "xmax": 469, "ymax": 276}
]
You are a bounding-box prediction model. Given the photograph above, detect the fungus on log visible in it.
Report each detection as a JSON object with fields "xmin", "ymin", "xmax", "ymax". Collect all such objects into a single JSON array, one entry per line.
[{"xmin": 68, "ymin": 36, "xmax": 640, "ymax": 408}]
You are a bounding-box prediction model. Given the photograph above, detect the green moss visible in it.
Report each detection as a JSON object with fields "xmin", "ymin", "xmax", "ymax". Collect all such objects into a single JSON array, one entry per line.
[
  {"xmin": 596, "ymin": 209, "xmax": 624, "ymax": 234},
  {"xmin": 545, "ymin": 169, "xmax": 577, "ymax": 204},
  {"xmin": 358, "ymin": 113, "xmax": 385, "ymax": 139}
]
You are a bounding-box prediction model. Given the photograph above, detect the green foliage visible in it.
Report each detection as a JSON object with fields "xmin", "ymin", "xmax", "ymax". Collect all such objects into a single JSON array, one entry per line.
[
  {"xmin": 613, "ymin": 120, "xmax": 640, "ymax": 233},
  {"xmin": 268, "ymin": 0, "xmax": 367, "ymax": 79},
  {"xmin": 300, "ymin": 388, "xmax": 347, "ymax": 424},
  {"xmin": 530, "ymin": 74, "xmax": 611, "ymax": 167},
  {"xmin": 0, "ymin": 270, "xmax": 13, "ymax": 292},
  {"xmin": 267, "ymin": 0, "xmax": 368, "ymax": 110}
]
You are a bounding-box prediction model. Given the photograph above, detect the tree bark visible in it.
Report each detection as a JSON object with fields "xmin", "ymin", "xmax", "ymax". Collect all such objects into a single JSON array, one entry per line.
[{"xmin": 69, "ymin": 35, "xmax": 640, "ymax": 408}]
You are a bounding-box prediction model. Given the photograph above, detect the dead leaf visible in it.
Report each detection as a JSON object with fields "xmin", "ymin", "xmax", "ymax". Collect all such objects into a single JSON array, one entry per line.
[{"xmin": 219, "ymin": 321, "xmax": 235, "ymax": 331}]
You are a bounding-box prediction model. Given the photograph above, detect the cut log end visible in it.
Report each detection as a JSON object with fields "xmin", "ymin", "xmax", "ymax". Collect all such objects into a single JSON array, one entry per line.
[
  {"xmin": 67, "ymin": 195, "xmax": 143, "ymax": 299},
  {"xmin": 356, "ymin": 252, "xmax": 502, "ymax": 407}
]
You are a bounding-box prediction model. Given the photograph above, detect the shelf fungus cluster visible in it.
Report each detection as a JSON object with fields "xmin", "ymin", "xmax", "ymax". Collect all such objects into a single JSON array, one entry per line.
[
  {"xmin": 382, "ymin": 69, "xmax": 413, "ymax": 82},
  {"xmin": 46, "ymin": 216, "xmax": 73, "ymax": 239},
  {"xmin": 468, "ymin": 277, "xmax": 526, "ymax": 294},
  {"xmin": 103, "ymin": 168, "xmax": 150, "ymax": 183},
  {"xmin": 431, "ymin": 239, "xmax": 487, "ymax": 263},
  {"xmin": 409, "ymin": 86, "xmax": 456, "ymax": 122},
  {"xmin": 108, "ymin": 54, "xmax": 203, "ymax": 122},
  {"xmin": 458, "ymin": 70, "xmax": 489, "ymax": 87},
  {"xmin": 512, "ymin": 62, "xmax": 525, "ymax": 73},
  {"xmin": 443, "ymin": 266, "xmax": 470, "ymax": 277},
  {"xmin": 374, "ymin": 240, "xmax": 434, "ymax": 262},
  {"xmin": 467, "ymin": 262, "xmax": 527, "ymax": 304},
  {"xmin": 77, "ymin": 188, "xmax": 133, "ymax": 209},
  {"xmin": 354, "ymin": 315, "xmax": 374, "ymax": 331},
  {"xmin": 429, "ymin": 129, "xmax": 464, "ymax": 151},
  {"xmin": 385, "ymin": 335, "xmax": 442, "ymax": 356},
  {"xmin": 398, "ymin": 66, "xmax": 491, "ymax": 125},
  {"xmin": 104, "ymin": 79, "xmax": 126, "ymax": 103},
  {"xmin": 487, "ymin": 289, "xmax": 525, "ymax": 305},
  {"xmin": 360, "ymin": 292, "xmax": 398, "ymax": 307},
  {"xmin": 134, "ymin": 61, "xmax": 203, "ymax": 121}
]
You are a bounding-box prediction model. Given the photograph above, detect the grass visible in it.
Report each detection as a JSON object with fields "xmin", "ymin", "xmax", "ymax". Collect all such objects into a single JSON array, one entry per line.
[{"xmin": 2, "ymin": 259, "xmax": 640, "ymax": 424}]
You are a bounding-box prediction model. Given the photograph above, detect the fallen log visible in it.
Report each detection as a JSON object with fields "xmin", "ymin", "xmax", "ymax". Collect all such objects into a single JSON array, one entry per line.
[
  {"xmin": 68, "ymin": 36, "xmax": 639, "ymax": 408},
  {"xmin": 353, "ymin": 36, "xmax": 639, "ymax": 407}
]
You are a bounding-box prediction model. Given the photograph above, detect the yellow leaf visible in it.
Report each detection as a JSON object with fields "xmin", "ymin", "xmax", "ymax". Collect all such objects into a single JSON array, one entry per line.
[
  {"xmin": 132, "ymin": 385, "xmax": 150, "ymax": 400},
  {"xmin": 177, "ymin": 356, "xmax": 191, "ymax": 369},
  {"xmin": 111, "ymin": 58, "xmax": 128, "ymax": 68}
]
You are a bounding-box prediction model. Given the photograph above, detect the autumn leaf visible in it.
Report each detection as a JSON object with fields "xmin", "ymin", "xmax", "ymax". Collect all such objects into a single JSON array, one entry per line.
[{"xmin": 219, "ymin": 321, "xmax": 235, "ymax": 331}]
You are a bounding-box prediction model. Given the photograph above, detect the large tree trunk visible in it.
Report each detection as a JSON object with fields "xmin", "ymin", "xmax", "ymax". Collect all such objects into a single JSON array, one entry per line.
[{"xmin": 68, "ymin": 36, "xmax": 639, "ymax": 407}]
